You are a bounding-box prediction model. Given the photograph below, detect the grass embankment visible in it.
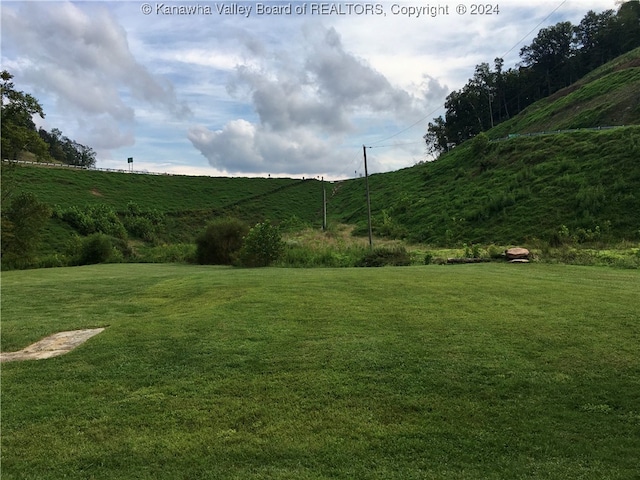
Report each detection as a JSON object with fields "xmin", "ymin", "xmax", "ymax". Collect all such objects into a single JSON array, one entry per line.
[
  {"xmin": 2, "ymin": 264, "xmax": 639, "ymax": 479},
  {"xmin": 329, "ymin": 48, "xmax": 640, "ymax": 245},
  {"xmin": 488, "ymin": 47, "xmax": 640, "ymax": 137},
  {"xmin": 330, "ymin": 125, "xmax": 640, "ymax": 245},
  {"xmin": 7, "ymin": 166, "xmax": 320, "ymax": 215}
]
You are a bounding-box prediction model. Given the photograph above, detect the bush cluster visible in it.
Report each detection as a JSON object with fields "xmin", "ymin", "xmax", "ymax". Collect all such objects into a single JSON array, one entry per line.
[
  {"xmin": 195, "ymin": 218, "xmax": 285, "ymax": 268},
  {"xmin": 78, "ymin": 233, "xmax": 113, "ymax": 265},
  {"xmin": 1, "ymin": 192, "xmax": 51, "ymax": 270},
  {"xmin": 237, "ymin": 220, "xmax": 284, "ymax": 267},
  {"xmin": 195, "ymin": 218, "xmax": 249, "ymax": 265},
  {"xmin": 123, "ymin": 202, "xmax": 165, "ymax": 242},
  {"xmin": 356, "ymin": 246, "xmax": 412, "ymax": 267},
  {"xmin": 55, "ymin": 204, "xmax": 127, "ymax": 239}
]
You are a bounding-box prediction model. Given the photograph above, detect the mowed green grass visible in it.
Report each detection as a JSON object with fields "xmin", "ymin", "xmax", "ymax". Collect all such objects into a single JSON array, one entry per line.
[{"xmin": 1, "ymin": 264, "xmax": 639, "ymax": 479}]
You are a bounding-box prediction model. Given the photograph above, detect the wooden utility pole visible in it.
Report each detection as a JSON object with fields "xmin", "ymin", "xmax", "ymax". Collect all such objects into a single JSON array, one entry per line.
[
  {"xmin": 363, "ymin": 145, "xmax": 373, "ymax": 249},
  {"xmin": 322, "ymin": 176, "xmax": 327, "ymax": 231}
]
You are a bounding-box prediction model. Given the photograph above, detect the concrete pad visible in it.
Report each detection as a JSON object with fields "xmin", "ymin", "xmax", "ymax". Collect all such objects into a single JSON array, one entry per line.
[{"xmin": 0, "ymin": 328, "xmax": 105, "ymax": 362}]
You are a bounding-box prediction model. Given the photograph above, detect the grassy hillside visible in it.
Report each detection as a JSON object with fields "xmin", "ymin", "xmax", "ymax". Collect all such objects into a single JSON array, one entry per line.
[
  {"xmin": 329, "ymin": 49, "xmax": 640, "ymax": 245},
  {"xmin": 6, "ymin": 165, "xmax": 323, "ymax": 218},
  {"xmin": 330, "ymin": 126, "xmax": 640, "ymax": 245},
  {"xmin": 488, "ymin": 47, "xmax": 640, "ymax": 138},
  {"xmin": 3, "ymin": 163, "xmax": 326, "ymax": 244}
]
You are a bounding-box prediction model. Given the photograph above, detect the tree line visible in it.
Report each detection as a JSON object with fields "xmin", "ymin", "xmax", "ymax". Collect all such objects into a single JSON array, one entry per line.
[
  {"xmin": 424, "ymin": 1, "xmax": 640, "ymax": 155},
  {"xmin": 1, "ymin": 70, "xmax": 96, "ymax": 167}
]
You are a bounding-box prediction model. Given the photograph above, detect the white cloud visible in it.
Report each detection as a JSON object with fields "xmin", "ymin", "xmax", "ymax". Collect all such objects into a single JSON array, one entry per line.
[
  {"xmin": 1, "ymin": 0, "xmax": 622, "ymax": 178},
  {"xmin": 189, "ymin": 25, "xmax": 447, "ymax": 175},
  {"xmin": 1, "ymin": 1, "xmax": 190, "ymax": 151}
]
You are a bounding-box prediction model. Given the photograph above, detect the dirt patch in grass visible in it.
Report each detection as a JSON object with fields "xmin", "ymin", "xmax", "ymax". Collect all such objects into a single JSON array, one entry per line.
[{"xmin": 0, "ymin": 328, "xmax": 105, "ymax": 362}]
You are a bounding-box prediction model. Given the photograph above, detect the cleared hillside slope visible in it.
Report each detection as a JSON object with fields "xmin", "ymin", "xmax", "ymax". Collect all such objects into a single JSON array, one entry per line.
[
  {"xmin": 489, "ymin": 47, "xmax": 640, "ymax": 138},
  {"xmin": 329, "ymin": 49, "xmax": 640, "ymax": 245}
]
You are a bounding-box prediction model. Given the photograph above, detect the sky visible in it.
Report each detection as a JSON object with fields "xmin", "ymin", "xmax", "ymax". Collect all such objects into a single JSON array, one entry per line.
[{"xmin": 1, "ymin": 0, "xmax": 621, "ymax": 179}]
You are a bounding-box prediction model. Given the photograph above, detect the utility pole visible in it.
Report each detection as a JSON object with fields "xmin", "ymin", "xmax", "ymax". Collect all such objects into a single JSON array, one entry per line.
[
  {"xmin": 322, "ymin": 176, "xmax": 327, "ymax": 231},
  {"xmin": 362, "ymin": 145, "xmax": 373, "ymax": 249},
  {"xmin": 487, "ymin": 85, "xmax": 494, "ymax": 128}
]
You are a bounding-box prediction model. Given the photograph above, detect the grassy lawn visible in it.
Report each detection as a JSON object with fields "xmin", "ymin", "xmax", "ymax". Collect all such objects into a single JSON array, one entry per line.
[{"xmin": 1, "ymin": 264, "xmax": 639, "ymax": 479}]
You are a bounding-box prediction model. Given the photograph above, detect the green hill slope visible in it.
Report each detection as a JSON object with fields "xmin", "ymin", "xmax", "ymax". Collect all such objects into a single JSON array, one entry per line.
[
  {"xmin": 488, "ymin": 47, "xmax": 640, "ymax": 138},
  {"xmin": 329, "ymin": 49, "xmax": 640, "ymax": 245},
  {"xmin": 2, "ymin": 164, "xmax": 326, "ymax": 263},
  {"xmin": 6, "ymin": 166, "xmax": 323, "ymax": 218},
  {"xmin": 330, "ymin": 126, "xmax": 640, "ymax": 245}
]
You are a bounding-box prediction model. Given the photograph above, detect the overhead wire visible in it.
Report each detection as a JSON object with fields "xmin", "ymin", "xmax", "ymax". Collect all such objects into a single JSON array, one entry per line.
[
  {"xmin": 362, "ymin": 0, "xmax": 571, "ymax": 151},
  {"xmin": 500, "ymin": 0, "xmax": 568, "ymax": 59}
]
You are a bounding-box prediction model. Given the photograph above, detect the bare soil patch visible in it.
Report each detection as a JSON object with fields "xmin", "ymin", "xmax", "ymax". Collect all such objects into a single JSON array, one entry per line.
[{"xmin": 0, "ymin": 328, "xmax": 105, "ymax": 362}]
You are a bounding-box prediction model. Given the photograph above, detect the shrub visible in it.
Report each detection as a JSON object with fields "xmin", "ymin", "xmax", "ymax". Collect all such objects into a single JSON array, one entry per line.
[
  {"xmin": 487, "ymin": 245, "xmax": 504, "ymax": 259},
  {"xmin": 356, "ymin": 246, "xmax": 412, "ymax": 267},
  {"xmin": 237, "ymin": 220, "xmax": 284, "ymax": 267},
  {"xmin": 57, "ymin": 204, "xmax": 127, "ymax": 239},
  {"xmin": 124, "ymin": 202, "xmax": 165, "ymax": 242},
  {"xmin": 124, "ymin": 216, "xmax": 156, "ymax": 242},
  {"xmin": 472, "ymin": 132, "xmax": 490, "ymax": 156},
  {"xmin": 79, "ymin": 233, "xmax": 113, "ymax": 265},
  {"xmin": 463, "ymin": 242, "xmax": 481, "ymax": 258},
  {"xmin": 196, "ymin": 218, "xmax": 249, "ymax": 265},
  {"xmin": 374, "ymin": 209, "xmax": 407, "ymax": 239}
]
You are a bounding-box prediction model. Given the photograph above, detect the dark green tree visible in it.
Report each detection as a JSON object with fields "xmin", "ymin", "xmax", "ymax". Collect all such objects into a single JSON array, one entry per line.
[
  {"xmin": 611, "ymin": 0, "xmax": 640, "ymax": 54},
  {"xmin": 519, "ymin": 21, "xmax": 577, "ymax": 96},
  {"xmin": 423, "ymin": 116, "xmax": 449, "ymax": 156},
  {"xmin": 1, "ymin": 70, "xmax": 49, "ymax": 160},
  {"xmin": 38, "ymin": 127, "xmax": 96, "ymax": 167},
  {"xmin": 1, "ymin": 191, "xmax": 51, "ymax": 269},
  {"xmin": 574, "ymin": 9, "xmax": 617, "ymax": 71}
]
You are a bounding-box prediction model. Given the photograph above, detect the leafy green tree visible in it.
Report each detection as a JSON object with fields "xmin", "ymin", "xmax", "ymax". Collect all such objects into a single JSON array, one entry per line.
[
  {"xmin": 520, "ymin": 21, "xmax": 577, "ymax": 96},
  {"xmin": 1, "ymin": 71, "xmax": 49, "ymax": 160},
  {"xmin": 611, "ymin": 1, "xmax": 640, "ymax": 55},
  {"xmin": 38, "ymin": 128, "xmax": 96, "ymax": 167},
  {"xmin": 574, "ymin": 9, "xmax": 617, "ymax": 71},
  {"xmin": 423, "ymin": 116, "xmax": 449, "ymax": 156},
  {"xmin": 1, "ymin": 192, "xmax": 51, "ymax": 269},
  {"xmin": 1, "ymin": 71, "xmax": 96, "ymax": 166}
]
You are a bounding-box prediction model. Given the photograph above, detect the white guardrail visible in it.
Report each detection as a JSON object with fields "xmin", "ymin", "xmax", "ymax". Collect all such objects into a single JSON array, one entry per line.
[{"xmin": 2, "ymin": 159, "xmax": 176, "ymax": 176}]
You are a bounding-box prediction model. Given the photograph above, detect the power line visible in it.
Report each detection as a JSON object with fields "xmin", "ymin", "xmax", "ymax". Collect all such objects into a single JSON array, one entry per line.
[
  {"xmin": 368, "ymin": 105, "xmax": 443, "ymax": 146},
  {"xmin": 367, "ymin": 140, "xmax": 425, "ymax": 149},
  {"xmin": 501, "ymin": 0, "xmax": 568, "ymax": 59},
  {"xmin": 364, "ymin": 0, "xmax": 570, "ymax": 149}
]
